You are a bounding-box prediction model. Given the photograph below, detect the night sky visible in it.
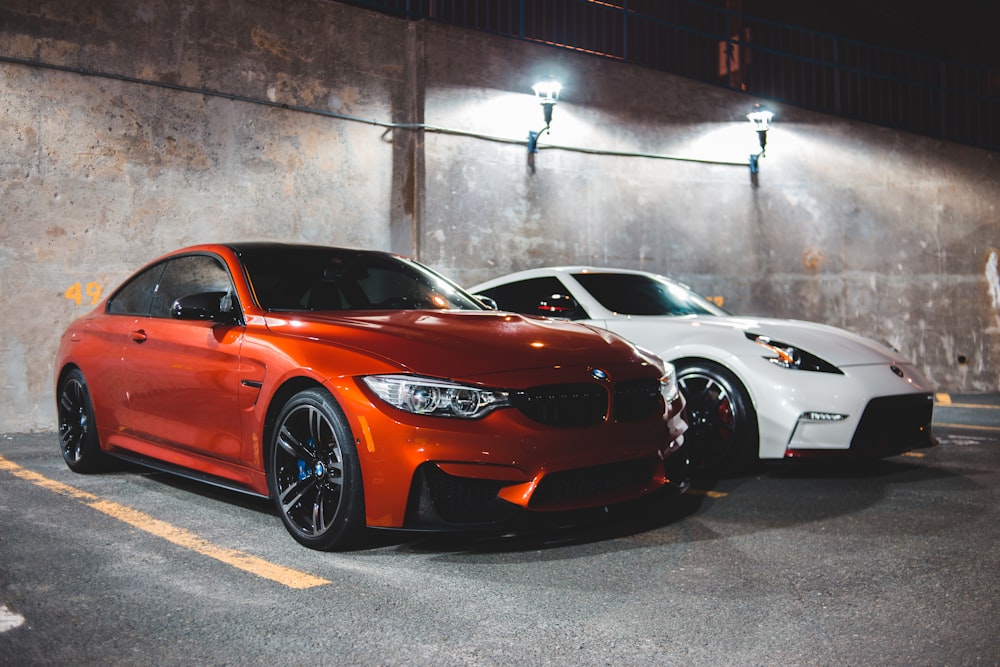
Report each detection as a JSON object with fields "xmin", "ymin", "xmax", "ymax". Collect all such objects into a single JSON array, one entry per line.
[{"xmin": 742, "ymin": 0, "xmax": 999, "ymax": 69}]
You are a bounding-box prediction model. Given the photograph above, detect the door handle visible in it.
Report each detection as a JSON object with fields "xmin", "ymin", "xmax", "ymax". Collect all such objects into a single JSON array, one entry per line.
[{"xmin": 130, "ymin": 330, "xmax": 148, "ymax": 343}]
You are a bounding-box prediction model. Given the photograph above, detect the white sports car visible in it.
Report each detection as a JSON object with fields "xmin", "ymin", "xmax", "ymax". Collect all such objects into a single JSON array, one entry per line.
[{"xmin": 470, "ymin": 267, "xmax": 936, "ymax": 473}]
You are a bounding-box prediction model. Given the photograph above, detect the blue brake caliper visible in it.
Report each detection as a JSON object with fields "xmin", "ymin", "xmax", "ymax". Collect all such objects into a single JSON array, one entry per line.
[{"xmin": 297, "ymin": 437, "xmax": 313, "ymax": 481}]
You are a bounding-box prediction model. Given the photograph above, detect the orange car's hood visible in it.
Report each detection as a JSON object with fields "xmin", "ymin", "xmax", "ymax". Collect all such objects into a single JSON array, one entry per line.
[{"xmin": 262, "ymin": 309, "xmax": 655, "ymax": 381}]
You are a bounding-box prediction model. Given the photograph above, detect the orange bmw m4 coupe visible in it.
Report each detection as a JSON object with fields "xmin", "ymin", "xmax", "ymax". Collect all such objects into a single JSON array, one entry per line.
[{"xmin": 55, "ymin": 243, "xmax": 687, "ymax": 550}]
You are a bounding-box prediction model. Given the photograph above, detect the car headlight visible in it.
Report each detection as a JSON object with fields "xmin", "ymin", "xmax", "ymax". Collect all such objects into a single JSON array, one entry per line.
[
  {"xmin": 363, "ymin": 374, "xmax": 511, "ymax": 419},
  {"xmin": 660, "ymin": 362, "xmax": 680, "ymax": 403},
  {"xmin": 745, "ymin": 332, "xmax": 843, "ymax": 374}
]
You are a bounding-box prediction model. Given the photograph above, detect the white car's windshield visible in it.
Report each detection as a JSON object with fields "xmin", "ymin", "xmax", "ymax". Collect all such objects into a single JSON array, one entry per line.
[{"xmin": 573, "ymin": 272, "xmax": 729, "ymax": 316}]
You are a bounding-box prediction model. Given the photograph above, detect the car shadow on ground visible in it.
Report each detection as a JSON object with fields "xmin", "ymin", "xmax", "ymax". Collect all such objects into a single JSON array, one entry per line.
[
  {"xmin": 383, "ymin": 488, "xmax": 707, "ymax": 555},
  {"xmin": 392, "ymin": 452, "xmax": 967, "ymax": 556},
  {"xmin": 671, "ymin": 453, "xmax": 970, "ymax": 536},
  {"xmin": 103, "ymin": 449, "xmax": 965, "ymax": 556},
  {"xmin": 85, "ymin": 453, "xmax": 702, "ymax": 556},
  {"xmin": 114, "ymin": 461, "xmax": 278, "ymax": 515}
]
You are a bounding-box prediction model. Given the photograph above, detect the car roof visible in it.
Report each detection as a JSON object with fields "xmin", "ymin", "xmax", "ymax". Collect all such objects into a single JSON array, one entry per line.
[
  {"xmin": 159, "ymin": 242, "xmax": 403, "ymax": 260},
  {"xmin": 224, "ymin": 242, "xmax": 394, "ymax": 255},
  {"xmin": 474, "ymin": 265, "xmax": 669, "ymax": 285}
]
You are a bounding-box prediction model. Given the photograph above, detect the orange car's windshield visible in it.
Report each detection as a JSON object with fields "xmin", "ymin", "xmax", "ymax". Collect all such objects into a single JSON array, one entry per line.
[{"xmin": 238, "ymin": 246, "xmax": 485, "ymax": 312}]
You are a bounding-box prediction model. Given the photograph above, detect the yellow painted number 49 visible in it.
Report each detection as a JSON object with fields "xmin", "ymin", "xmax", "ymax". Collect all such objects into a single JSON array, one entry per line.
[{"xmin": 65, "ymin": 282, "xmax": 102, "ymax": 305}]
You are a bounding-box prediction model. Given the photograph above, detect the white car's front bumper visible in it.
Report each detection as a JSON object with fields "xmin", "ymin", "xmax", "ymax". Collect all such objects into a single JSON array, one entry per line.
[{"xmin": 752, "ymin": 361, "xmax": 935, "ymax": 460}]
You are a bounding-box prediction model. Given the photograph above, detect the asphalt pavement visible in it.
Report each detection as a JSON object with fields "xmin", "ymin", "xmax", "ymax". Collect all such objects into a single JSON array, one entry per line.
[{"xmin": 0, "ymin": 395, "xmax": 997, "ymax": 666}]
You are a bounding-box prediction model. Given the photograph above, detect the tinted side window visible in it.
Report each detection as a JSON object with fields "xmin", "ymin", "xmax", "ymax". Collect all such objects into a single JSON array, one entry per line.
[
  {"xmin": 107, "ymin": 263, "xmax": 166, "ymax": 316},
  {"xmin": 479, "ymin": 277, "xmax": 589, "ymax": 320},
  {"xmin": 150, "ymin": 255, "xmax": 235, "ymax": 318}
]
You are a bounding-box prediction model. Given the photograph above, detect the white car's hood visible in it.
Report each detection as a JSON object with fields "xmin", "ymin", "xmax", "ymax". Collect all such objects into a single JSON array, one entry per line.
[
  {"xmin": 624, "ymin": 314, "xmax": 910, "ymax": 367},
  {"xmin": 705, "ymin": 315, "xmax": 908, "ymax": 366}
]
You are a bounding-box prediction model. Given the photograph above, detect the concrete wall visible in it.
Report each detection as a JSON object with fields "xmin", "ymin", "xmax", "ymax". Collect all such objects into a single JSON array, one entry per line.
[
  {"xmin": 415, "ymin": 21, "xmax": 1000, "ymax": 396},
  {"xmin": 1, "ymin": 0, "xmax": 998, "ymax": 432}
]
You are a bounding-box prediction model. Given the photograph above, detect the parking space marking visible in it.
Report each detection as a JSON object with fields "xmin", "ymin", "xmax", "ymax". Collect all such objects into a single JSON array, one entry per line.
[
  {"xmin": 687, "ymin": 488, "xmax": 727, "ymax": 498},
  {"xmin": 0, "ymin": 604, "xmax": 25, "ymax": 633},
  {"xmin": 938, "ymin": 403, "xmax": 1000, "ymax": 410},
  {"xmin": 935, "ymin": 394, "xmax": 1000, "ymax": 411},
  {"xmin": 0, "ymin": 455, "xmax": 331, "ymax": 589},
  {"xmin": 935, "ymin": 422, "xmax": 1000, "ymax": 432}
]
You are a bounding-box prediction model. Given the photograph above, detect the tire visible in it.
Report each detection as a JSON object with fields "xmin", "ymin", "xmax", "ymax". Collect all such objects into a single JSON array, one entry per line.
[
  {"xmin": 268, "ymin": 388, "xmax": 366, "ymax": 550},
  {"xmin": 57, "ymin": 368, "xmax": 107, "ymax": 473},
  {"xmin": 675, "ymin": 360, "xmax": 759, "ymax": 476}
]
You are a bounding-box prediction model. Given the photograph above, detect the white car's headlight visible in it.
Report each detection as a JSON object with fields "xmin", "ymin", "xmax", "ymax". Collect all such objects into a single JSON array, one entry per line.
[
  {"xmin": 746, "ymin": 333, "xmax": 843, "ymax": 374},
  {"xmin": 363, "ymin": 374, "xmax": 511, "ymax": 419},
  {"xmin": 660, "ymin": 362, "xmax": 680, "ymax": 403}
]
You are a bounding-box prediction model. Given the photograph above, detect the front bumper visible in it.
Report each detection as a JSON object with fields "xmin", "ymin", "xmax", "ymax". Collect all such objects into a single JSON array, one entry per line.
[
  {"xmin": 784, "ymin": 392, "xmax": 935, "ymax": 459},
  {"xmin": 752, "ymin": 362, "xmax": 935, "ymax": 461},
  {"xmin": 402, "ymin": 395, "xmax": 689, "ymax": 530},
  {"xmin": 339, "ymin": 377, "xmax": 689, "ymax": 530}
]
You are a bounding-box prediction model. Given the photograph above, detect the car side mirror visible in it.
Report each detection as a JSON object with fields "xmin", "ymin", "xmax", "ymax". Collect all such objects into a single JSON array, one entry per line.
[
  {"xmin": 172, "ymin": 291, "xmax": 238, "ymax": 324},
  {"xmin": 537, "ymin": 294, "xmax": 585, "ymax": 320},
  {"xmin": 474, "ymin": 295, "xmax": 499, "ymax": 310}
]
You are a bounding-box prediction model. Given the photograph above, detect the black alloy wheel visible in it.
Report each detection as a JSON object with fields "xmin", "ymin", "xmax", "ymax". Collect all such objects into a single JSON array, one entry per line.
[
  {"xmin": 675, "ymin": 360, "xmax": 759, "ymax": 476},
  {"xmin": 57, "ymin": 368, "xmax": 106, "ymax": 473},
  {"xmin": 268, "ymin": 388, "xmax": 365, "ymax": 550}
]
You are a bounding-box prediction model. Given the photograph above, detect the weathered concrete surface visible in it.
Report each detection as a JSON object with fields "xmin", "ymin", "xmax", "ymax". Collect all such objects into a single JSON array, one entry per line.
[
  {"xmin": 1, "ymin": 0, "xmax": 998, "ymax": 432},
  {"xmin": 0, "ymin": 0, "xmax": 404, "ymax": 431}
]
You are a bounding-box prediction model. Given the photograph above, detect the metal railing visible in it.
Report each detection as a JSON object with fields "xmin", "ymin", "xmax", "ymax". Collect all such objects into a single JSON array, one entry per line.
[{"xmin": 337, "ymin": 0, "xmax": 999, "ymax": 151}]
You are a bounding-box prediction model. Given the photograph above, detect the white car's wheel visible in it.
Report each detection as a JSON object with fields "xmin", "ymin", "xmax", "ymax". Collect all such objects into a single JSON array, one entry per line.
[{"xmin": 675, "ymin": 360, "xmax": 759, "ymax": 475}]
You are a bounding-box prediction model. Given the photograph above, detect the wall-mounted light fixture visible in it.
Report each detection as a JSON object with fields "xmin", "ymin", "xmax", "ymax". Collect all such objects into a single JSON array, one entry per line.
[
  {"xmin": 520, "ymin": 87, "xmax": 773, "ymax": 183},
  {"xmin": 528, "ymin": 79, "xmax": 562, "ymax": 154},
  {"xmin": 747, "ymin": 103, "xmax": 773, "ymax": 174}
]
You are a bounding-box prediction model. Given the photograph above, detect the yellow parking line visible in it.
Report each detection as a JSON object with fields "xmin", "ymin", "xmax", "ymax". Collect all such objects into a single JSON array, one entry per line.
[
  {"xmin": 934, "ymin": 422, "xmax": 1000, "ymax": 432},
  {"xmin": 0, "ymin": 455, "xmax": 330, "ymax": 589},
  {"xmin": 687, "ymin": 488, "xmax": 728, "ymax": 499},
  {"xmin": 935, "ymin": 393, "xmax": 1000, "ymax": 410},
  {"xmin": 937, "ymin": 402, "xmax": 1000, "ymax": 411}
]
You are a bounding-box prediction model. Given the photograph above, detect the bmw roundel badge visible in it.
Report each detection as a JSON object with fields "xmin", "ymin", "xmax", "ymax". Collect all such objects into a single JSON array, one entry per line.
[{"xmin": 590, "ymin": 367, "xmax": 609, "ymax": 381}]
